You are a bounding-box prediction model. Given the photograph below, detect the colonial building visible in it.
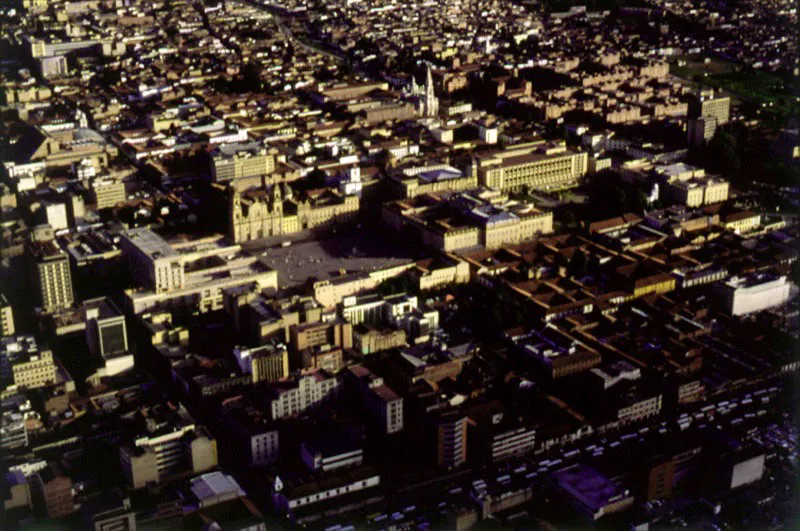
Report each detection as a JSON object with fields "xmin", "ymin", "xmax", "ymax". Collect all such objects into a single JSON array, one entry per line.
[
  {"xmin": 229, "ymin": 184, "xmax": 359, "ymax": 243},
  {"xmin": 383, "ymin": 189, "xmax": 553, "ymax": 252}
]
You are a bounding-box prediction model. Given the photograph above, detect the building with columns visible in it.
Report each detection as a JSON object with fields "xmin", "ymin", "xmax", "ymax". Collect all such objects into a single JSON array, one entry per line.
[{"xmin": 229, "ymin": 184, "xmax": 359, "ymax": 243}]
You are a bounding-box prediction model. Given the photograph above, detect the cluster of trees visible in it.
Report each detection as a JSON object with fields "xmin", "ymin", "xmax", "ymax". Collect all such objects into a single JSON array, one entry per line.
[
  {"xmin": 377, "ymin": 275, "xmax": 416, "ymax": 297},
  {"xmin": 557, "ymin": 171, "xmax": 648, "ymax": 230},
  {"xmin": 693, "ymin": 123, "xmax": 799, "ymax": 188},
  {"xmin": 452, "ymin": 283, "xmax": 526, "ymax": 341}
]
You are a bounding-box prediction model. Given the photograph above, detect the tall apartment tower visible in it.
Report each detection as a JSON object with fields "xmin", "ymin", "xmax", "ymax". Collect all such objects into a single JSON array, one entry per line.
[
  {"xmin": 233, "ymin": 344, "xmax": 290, "ymax": 383},
  {"xmin": 687, "ymin": 116, "xmax": 718, "ymax": 148},
  {"xmin": 0, "ymin": 292, "xmax": 14, "ymax": 337},
  {"xmin": 688, "ymin": 89, "xmax": 730, "ymax": 126},
  {"xmin": 434, "ymin": 409, "xmax": 468, "ymax": 470},
  {"xmin": 27, "ymin": 225, "xmax": 74, "ymax": 313}
]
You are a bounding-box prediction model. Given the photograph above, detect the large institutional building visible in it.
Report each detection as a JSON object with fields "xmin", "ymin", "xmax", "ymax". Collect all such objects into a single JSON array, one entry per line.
[
  {"xmin": 229, "ymin": 184, "xmax": 359, "ymax": 243},
  {"xmin": 383, "ymin": 189, "xmax": 553, "ymax": 252},
  {"xmin": 474, "ymin": 141, "xmax": 588, "ymax": 192},
  {"xmin": 388, "ymin": 163, "xmax": 478, "ymax": 199},
  {"xmin": 120, "ymin": 229, "xmax": 278, "ymax": 314}
]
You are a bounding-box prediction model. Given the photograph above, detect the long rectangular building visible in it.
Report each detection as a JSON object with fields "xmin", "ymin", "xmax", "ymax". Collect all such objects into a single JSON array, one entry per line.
[
  {"xmin": 475, "ymin": 142, "xmax": 588, "ymax": 192},
  {"xmin": 121, "ymin": 230, "xmax": 278, "ymax": 314}
]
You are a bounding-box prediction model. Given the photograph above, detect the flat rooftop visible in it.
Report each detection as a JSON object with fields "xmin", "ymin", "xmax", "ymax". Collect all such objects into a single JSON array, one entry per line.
[
  {"xmin": 27, "ymin": 239, "xmax": 67, "ymax": 261},
  {"xmin": 550, "ymin": 464, "xmax": 630, "ymax": 511},
  {"xmin": 123, "ymin": 228, "xmax": 179, "ymax": 260}
]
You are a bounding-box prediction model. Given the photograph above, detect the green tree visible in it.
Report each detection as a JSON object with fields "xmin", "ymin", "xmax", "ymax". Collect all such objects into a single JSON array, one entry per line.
[{"xmin": 305, "ymin": 169, "xmax": 327, "ymax": 189}]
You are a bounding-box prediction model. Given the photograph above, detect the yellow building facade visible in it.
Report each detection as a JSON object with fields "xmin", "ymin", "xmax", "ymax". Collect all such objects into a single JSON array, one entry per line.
[
  {"xmin": 476, "ymin": 144, "xmax": 588, "ymax": 192},
  {"xmin": 230, "ymin": 185, "xmax": 359, "ymax": 243}
]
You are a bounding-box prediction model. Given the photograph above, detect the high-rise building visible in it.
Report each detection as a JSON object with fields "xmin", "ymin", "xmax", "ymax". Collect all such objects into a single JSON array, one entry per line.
[
  {"xmin": 434, "ymin": 409, "xmax": 468, "ymax": 470},
  {"xmin": 233, "ymin": 344, "xmax": 289, "ymax": 383},
  {"xmin": 344, "ymin": 365, "xmax": 404, "ymax": 434},
  {"xmin": 0, "ymin": 292, "xmax": 14, "ymax": 337},
  {"xmin": 688, "ymin": 89, "xmax": 730, "ymax": 126},
  {"xmin": 27, "ymin": 228, "xmax": 74, "ymax": 313},
  {"xmin": 290, "ymin": 320, "xmax": 353, "ymax": 352},
  {"xmin": 119, "ymin": 228, "xmax": 185, "ymax": 294},
  {"xmin": 84, "ymin": 297, "xmax": 128, "ymax": 359},
  {"xmin": 219, "ymin": 395, "xmax": 279, "ymax": 466},
  {"xmin": 90, "ymin": 176, "xmax": 126, "ymax": 210},
  {"xmin": 119, "ymin": 423, "xmax": 217, "ymax": 489},
  {"xmin": 687, "ymin": 116, "xmax": 718, "ymax": 147},
  {"xmin": 34, "ymin": 464, "xmax": 74, "ymax": 519}
]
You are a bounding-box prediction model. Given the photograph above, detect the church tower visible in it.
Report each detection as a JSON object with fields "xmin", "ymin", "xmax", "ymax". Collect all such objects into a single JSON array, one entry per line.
[
  {"xmin": 229, "ymin": 185, "xmax": 243, "ymax": 241},
  {"xmin": 271, "ymin": 183, "xmax": 283, "ymax": 216},
  {"xmin": 423, "ymin": 63, "xmax": 439, "ymax": 117}
]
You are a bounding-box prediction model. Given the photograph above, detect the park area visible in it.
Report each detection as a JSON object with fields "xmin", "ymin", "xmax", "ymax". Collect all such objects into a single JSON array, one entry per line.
[{"xmin": 671, "ymin": 55, "xmax": 799, "ymax": 127}]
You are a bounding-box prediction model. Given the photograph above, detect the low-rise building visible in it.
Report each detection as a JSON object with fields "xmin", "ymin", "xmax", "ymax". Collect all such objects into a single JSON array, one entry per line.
[
  {"xmin": 719, "ymin": 209, "xmax": 761, "ymax": 234},
  {"xmin": 409, "ymin": 254, "xmax": 471, "ymax": 291},
  {"xmin": 298, "ymin": 346, "xmax": 344, "ymax": 373},
  {"xmin": 717, "ymin": 274, "xmax": 793, "ymax": 316},
  {"xmin": 301, "ymin": 436, "xmax": 364, "ymax": 474},
  {"xmin": 549, "ymin": 464, "xmax": 634, "ymax": 521},
  {"xmin": 1, "ymin": 395, "xmax": 36, "ymax": 449},
  {"xmin": 654, "ymin": 164, "xmax": 729, "ymax": 207},
  {"xmin": 0, "ymin": 335, "xmax": 57, "ymax": 390},
  {"xmin": 388, "ymin": 163, "xmax": 478, "ymax": 198},
  {"xmin": 465, "ymin": 402, "xmax": 536, "ymax": 463},
  {"xmin": 272, "ymin": 466, "xmax": 382, "ymax": 524},
  {"xmin": 34, "ymin": 464, "xmax": 74, "ymax": 519},
  {"xmin": 383, "ymin": 189, "xmax": 553, "ymax": 252},
  {"xmin": 511, "ymin": 325, "xmax": 601, "ymax": 378}
]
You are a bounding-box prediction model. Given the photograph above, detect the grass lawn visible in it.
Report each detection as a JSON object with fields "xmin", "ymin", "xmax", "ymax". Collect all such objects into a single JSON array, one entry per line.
[
  {"xmin": 671, "ymin": 55, "xmax": 799, "ymax": 127},
  {"xmin": 672, "ymin": 55, "xmax": 737, "ymax": 78}
]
